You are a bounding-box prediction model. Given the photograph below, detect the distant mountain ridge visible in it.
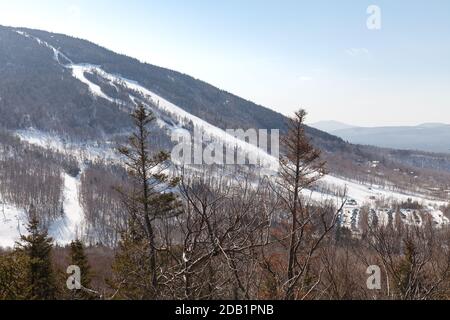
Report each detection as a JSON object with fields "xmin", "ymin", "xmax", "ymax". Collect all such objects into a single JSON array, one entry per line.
[
  {"xmin": 311, "ymin": 121, "xmax": 450, "ymax": 154},
  {"xmin": 309, "ymin": 121, "xmax": 357, "ymax": 132}
]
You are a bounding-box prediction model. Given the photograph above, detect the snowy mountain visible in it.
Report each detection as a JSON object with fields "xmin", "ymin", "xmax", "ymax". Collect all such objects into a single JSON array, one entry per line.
[
  {"xmin": 1, "ymin": 25, "xmax": 450, "ymax": 247},
  {"xmin": 3, "ymin": 25, "xmax": 450, "ymax": 174}
]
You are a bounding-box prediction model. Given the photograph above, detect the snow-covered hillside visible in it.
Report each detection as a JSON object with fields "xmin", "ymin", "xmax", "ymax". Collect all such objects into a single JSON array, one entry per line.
[
  {"xmin": 69, "ymin": 63, "xmax": 280, "ymax": 172},
  {"xmin": 319, "ymin": 175, "xmax": 447, "ymax": 207},
  {"xmin": 5, "ymin": 29, "xmax": 448, "ymax": 248},
  {"xmin": 0, "ymin": 203, "xmax": 26, "ymax": 248},
  {"xmin": 311, "ymin": 175, "xmax": 450, "ymax": 232},
  {"xmin": 49, "ymin": 172, "xmax": 85, "ymax": 246},
  {"xmin": 15, "ymin": 29, "xmax": 279, "ymax": 173},
  {"xmin": 0, "ymin": 171, "xmax": 86, "ymax": 249},
  {"xmin": 16, "ymin": 128, "xmax": 119, "ymax": 163}
]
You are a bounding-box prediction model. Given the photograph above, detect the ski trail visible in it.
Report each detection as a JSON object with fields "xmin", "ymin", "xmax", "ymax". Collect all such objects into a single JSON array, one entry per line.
[
  {"xmin": 15, "ymin": 30, "xmax": 73, "ymax": 64},
  {"xmin": 71, "ymin": 64, "xmax": 114, "ymax": 102},
  {"xmin": 49, "ymin": 172, "xmax": 85, "ymax": 245}
]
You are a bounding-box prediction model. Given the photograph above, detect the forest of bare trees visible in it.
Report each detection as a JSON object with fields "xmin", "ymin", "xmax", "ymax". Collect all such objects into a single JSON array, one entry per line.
[
  {"xmin": 0, "ymin": 131, "xmax": 81, "ymax": 226},
  {"xmin": 1, "ymin": 107, "xmax": 450, "ymax": 301}
]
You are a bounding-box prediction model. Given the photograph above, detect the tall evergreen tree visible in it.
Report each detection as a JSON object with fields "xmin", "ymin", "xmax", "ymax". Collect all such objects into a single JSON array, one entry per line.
[
  {"xmin": 114, "ymin": 105, "xmax": 181, "ymax": 299},
  {"xmin": 18, "ymin": 207, "xmax": 57, "ymax": 300},
  {"xmin": 111, "ymin": 230, "xmax": 153, "ymax": 299}
]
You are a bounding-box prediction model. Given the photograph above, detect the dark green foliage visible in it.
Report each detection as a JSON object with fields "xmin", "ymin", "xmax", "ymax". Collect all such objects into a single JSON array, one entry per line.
[
  {"xmin": 0, "ymin": 251, "xmax": 29, "ymax": 300},
  {"xmin": 17, "ymin": 208, "xmax": 57, "ymax": 300},
  {"xmin": 110, "ymin": 231, "xmax": 153, "ymax": 300}
]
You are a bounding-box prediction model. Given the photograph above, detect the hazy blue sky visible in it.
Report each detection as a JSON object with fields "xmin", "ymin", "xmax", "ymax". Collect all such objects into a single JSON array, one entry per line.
[{"xmin": 0, "ymin": 0, "xmax": 449, "ymax": 126}]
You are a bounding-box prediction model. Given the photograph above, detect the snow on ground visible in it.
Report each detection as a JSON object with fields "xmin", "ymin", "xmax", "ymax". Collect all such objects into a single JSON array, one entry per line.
[
  {"xmin": 16, "ymin": 128, "xmax": 65, "ymax": 151},
  {"xmin": 316, "ymin": 175, "xmax": 448, "ymax": 208},
  {"xmin": 12, "ymin": 29, "xmax": 450, "ymax": 236},
  {"xmin": 15, "ymin": 30, "xmax": 73, "ymax": 64},
  {"xmin": 66, "ymin": 63, "xmax": 281, "ymax": 172},
  {"xmin": 339, "ymin": 204, "xmax": 360, "ymax": 230},
  {"xmin": 303, "ymin": 174, "xmax": 449, "ymax": 230},
  {"xmin": 1, "ymin": 172, "xmax": 86, "ymax": 248},
  {"xmin": 16, "ymin": 27, "xmax": 279, "ymax": 172},
  {"xmin": 71, "ymin": 64, "xmax": 116, "ymax": 102},
  {"xmin": 15, "ymin": 26, "xmax": 280, "ymax": 172},
  {"xmin": 375, "ymin": 209, "xmax": 394, "ymax": 227},
  {"xmin": 13, "ymin": 28, "xmax": 450, "ymax": 205},
  {"xmin": 429, "ymin": 209, "xmax": 450, "ymax": 227},
  {"xmin": 400, "ymin": 209, "xmax": 422, "ymax": 227},
  {"xmin": 0, "ymin": 203, "xmax": 26, "ymax": 249},
  {"xmin": 16, "ymin": 128, "xmax": 119, "ymax": 163},
  {"xmin": 49, "ymin": 172, "xmax": 85, "ymax": 246}
]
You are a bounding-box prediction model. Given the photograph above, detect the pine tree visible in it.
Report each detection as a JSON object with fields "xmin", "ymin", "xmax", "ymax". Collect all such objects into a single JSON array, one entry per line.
[
  {"xmin": 0, "ymin": 251, "xmax": 29, "ymax": 300},
  {"xmin": 18, "ymin": 208, "xmax": 57, "ymax": 300},
  {"xmin": 111, "ymin": 230, "xmax": 153, "ymax": 299},
  {"xmin": 113, "ymin": 105, "xmax": 181, "ymax": 299},
  {"xmin": 68, "ymin": 240, "xmax": 93, "ymax": 299}
]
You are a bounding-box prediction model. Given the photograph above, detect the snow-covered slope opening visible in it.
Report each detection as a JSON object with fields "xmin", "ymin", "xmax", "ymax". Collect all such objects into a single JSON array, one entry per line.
[
  {"xmin": 0, "ymin": 203, "xmax": 27, "ymax": 249},
  {"xmin": 16, "ymin": 128, "xmax": 120, "ymax": 163},
  {"xmin": 1, "ymin": 173, "xmax": 86, "ymax": 248},
  {"xmin": 316, "ymin": 175, "xmax": 448, "ymax": 207},
  {"xmin": 71, "ymin": 64, "xmax": 116, "ymax": 102},
  {"xmin": 49, "ymin": 172, "xmax": 85, "ymax": 246}
]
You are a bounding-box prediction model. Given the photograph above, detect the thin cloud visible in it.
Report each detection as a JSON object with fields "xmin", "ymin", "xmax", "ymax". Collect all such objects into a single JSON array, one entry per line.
[{"xmin": 346, "ymin": 48, "xmax": 370, "ymax": 57}]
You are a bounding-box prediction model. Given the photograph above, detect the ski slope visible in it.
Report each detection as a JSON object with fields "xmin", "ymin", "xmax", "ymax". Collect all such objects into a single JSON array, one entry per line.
[
  {"xmin": 0, "ymin": 172, "xmax": 86, "ymax": 248},
  {"xmin": 11, "ymin": 29, "xmax": 449, "ymax": 240},
  {"xmin": 16, "ymin": 128, "xmax": 120, "ymax": 163},
  {"xmin": 68, "ymin": 63, "xmax": 280, "ymax": 172},
  {"xmin": 49, "ymin": 172, "xmax": 85, "ymax": 246},
  {"xmin": 14, "ymin": 29, "xmax": 279, "ymax": 173},
  {"xmin": 13, "ymin": 29, "xmax": 450, "ymax": 207},
  {"xmin": 0, "ymin": 203, "xmax": 26, "ymax": 248}
]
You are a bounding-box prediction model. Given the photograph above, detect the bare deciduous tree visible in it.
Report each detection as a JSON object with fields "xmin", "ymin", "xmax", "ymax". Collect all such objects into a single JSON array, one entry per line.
[{"xmin": 269, "ymin": 109, "xmax": 344, "ymax": 300}]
